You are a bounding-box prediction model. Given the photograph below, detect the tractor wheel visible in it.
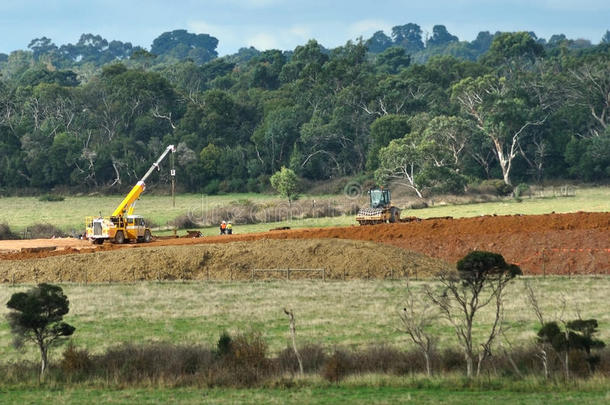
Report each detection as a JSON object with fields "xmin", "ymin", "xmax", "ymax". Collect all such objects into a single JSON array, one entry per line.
[
  {"xmin": 114, "ymin": 231, "xmax": 125, "ymax": 244},
  {"xmin": 143, "ymin": 229, "xmax": 152, "ymax": 243},
  {"xmin": 91, "ymin": 238, "xmax": 104, "ymax": 245},
  {"xmin": 389, "ymin": 207, "xmax": 400, "ymax": 223}
]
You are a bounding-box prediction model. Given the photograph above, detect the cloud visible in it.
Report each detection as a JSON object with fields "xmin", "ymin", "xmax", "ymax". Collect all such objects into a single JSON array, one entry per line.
[
  {"xmin": 348, "ymin": 19, "xmax": 393, "ymax": 38},
  {"xmin": 248, "ymin": 33, "xmax": 279, "ymax": 50}
]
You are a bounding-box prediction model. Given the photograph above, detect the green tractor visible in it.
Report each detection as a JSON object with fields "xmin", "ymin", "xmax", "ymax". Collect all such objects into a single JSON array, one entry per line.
[{"xmin": 355, "ymin": 187, "xmax": 401, "ymax": 225}]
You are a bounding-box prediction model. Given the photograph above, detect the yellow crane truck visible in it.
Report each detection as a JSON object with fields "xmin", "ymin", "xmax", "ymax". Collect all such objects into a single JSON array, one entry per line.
[{"xmin": 85, "ymin": 145, "xmax": 175, "ymax": 244}]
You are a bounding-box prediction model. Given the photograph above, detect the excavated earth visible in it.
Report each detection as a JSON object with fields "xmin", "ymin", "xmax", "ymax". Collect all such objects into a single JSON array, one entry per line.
[
  {"xmin": 0, "ymin": 239, "xmax": 447, "ymax": 283},
  {"xmin": 0, "ymin": 211, "xmax": 608, "ymax": 282}
]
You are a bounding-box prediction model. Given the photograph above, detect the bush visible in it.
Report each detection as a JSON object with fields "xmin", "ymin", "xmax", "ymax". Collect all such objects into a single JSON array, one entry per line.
[
  {"xmin": 169, "ymin": 214, "xmax": 200, "ymax": 229},
  {"xmin": 278, "ymin": 343, "xmax": 327, "ymax": 373},
  {"xmin": 0, "ymin": 223, "xmax": 18, "ymax": 240},
  {"xmin": 477, "ymin": 179, "xmax": 514, "ymax": 196},
  {"xmin": 28, "ymin": 223, "xmax": 66, "ymax": 238},
  {"xmin": 322, "ymin": 350, "xmax": 351, "ymax": 383},
  {"xmin": 61, "ymin": 344, "xmax": 94, "ymax": 375},
  {"xmin": 202, "ymin": 179, "xmax": 220, "ymax": 195},
  {"xmin": 38, "ymin": 194, "xmax": 65, "ymax": 202}
]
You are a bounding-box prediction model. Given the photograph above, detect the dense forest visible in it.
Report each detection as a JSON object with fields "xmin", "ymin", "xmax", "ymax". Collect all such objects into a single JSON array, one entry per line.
[{"xmin": 0, "ymin": 24, "xmax": 609, "ymax": 195}]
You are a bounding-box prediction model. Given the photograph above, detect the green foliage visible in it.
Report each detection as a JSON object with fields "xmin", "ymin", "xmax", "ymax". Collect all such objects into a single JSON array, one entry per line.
[
  {"xmin": 6, "ymin": 283, "xmax": 75, "ymax": 376},
  {"xmin": 537, "ymin": 319, "xmax": 605, "ymax": 371},
  {"xmin": 457, "ymin": 250, "xmax": 522, "ymax": 282},
  {"xmin": 0, "ymin": 26, "xmax": 607, "ymax": 195},
  {"xmin": 270, "ymin": 166, "xmax": 299, "ymax": 204},
  {"xmin": 38, "ymin": 194, "xmax": 64, "ymax": 202}
]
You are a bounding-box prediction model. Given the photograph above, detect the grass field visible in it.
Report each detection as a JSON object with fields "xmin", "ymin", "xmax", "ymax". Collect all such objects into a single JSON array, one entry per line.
[
  {"xmin": 2, "ymin": 376, "xmax": 609, "ymax": 404},
  {"xmin": 1, "ymin": 277, "xmax": 608, "ymax": 363},
  {"xmin": 1, "ymin": 186, "xmax": 608, "ymax": 236}
]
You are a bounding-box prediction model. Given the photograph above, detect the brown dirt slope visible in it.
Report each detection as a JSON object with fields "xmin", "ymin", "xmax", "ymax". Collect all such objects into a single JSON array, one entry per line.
[
  {"xmin": 1, "ymin": 212, "xmax": 608, "ymax": 275},
  {"xmin": 0, "ymin": 239, "xmax": 448, "ymax": 283},
  {"xmin": 149, "ymin": 212, "xmax": 610, "ymax": 275}
]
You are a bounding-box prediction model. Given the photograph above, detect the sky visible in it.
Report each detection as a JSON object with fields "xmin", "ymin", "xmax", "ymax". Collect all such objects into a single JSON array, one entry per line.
[{"xmin": 0, "ymin": 0, "xmax": 609, "ymax": 55}]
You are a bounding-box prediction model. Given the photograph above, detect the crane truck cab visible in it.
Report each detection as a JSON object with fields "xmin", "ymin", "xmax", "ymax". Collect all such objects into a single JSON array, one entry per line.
[
  {"xmin": 86, "ymin": 215, "xmax": 151, "ymax": 244},
  {"xmin": 85, "ymin": 144, "xmax": 175, "ymax": 244}
]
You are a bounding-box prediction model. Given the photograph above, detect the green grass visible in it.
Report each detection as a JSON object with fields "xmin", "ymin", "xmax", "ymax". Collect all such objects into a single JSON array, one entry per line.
[
  {"xmin": 1, "ymin": 277, "xmax": 608, "ymax": 363},
  {"xmin": 1, "ymin": 375, "xmax": 609, "ymax": 404},
  {"xmin": 1, "ymin": 186, "xmax": 608, "ymax": 236}
]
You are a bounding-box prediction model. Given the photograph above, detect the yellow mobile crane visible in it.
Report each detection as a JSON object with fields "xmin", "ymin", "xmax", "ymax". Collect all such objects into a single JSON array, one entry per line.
[{"xmin": 85, "ymin": 145, "xmax": 176, "ymax": 244}]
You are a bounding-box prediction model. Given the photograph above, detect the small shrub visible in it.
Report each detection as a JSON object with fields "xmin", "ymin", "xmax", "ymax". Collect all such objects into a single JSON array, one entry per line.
[
  {"xmin": 28, "ymin": 223, "xmax": 67, "ymax": 238},
  {"xmin": 61, "ymin": 343, "xmax": 94, "ymax": 374},
  {"xmin": 278, "ymin": 343, "xmax": 327, "ymax": 373},
  {"xmin": 169, "ymin": 214, "xmax": 200, "ymax": 229},
  {"xmin": 38, "ymin": 194, "xmax": 65, "ymax": 202},
  {"xmin": 409, "ymin": 200, "xmax": 429, "ymax": 210},
  {"xmin": 217, "ymin": 331, "xmax": 233, "ymax": 357},
  {"xmin": 322, "ymin": 350, "xmax": 351, "ymax": 383},
  {"xmin": 477, "ymin": 179, "xmax": 514, "ymax": 196},
  {"xmin": 0, "ymin": 223, "xmax": 18, "ymax": 240},
  {"xmin": 514, "ymin": 183, "xmax": 530, "ymax": 197}
]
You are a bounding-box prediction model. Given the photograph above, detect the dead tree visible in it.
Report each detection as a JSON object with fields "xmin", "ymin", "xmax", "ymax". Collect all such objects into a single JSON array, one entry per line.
[
  {"xmin": 425, "ymin": 251, "xmax": 521, "ymax": 377},
  {"xmin": 283, "ymin": 308, "xmax": 303, "ymax": 375},
  {"xmin": 398, "ymin": 281, "xmax": 437, "ymax": 376}
]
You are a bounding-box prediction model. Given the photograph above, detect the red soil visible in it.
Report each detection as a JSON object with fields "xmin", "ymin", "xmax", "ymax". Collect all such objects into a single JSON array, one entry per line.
[{"xmin": 1, "ymin": 212, "xmax": 608, "ymax": 275}]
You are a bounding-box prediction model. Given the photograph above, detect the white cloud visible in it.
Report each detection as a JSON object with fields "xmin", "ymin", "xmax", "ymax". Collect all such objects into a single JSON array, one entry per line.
[
  {"xmin": 248, "ymin": 33, "xmax": 279, "ymax": 50},
  {"xmin": 348, "ymin": 19, "xmax": 393, "ymax": 38}
]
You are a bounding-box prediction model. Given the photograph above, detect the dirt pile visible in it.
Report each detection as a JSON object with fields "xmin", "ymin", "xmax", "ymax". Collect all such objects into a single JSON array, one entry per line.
[
  {"xmin": 1, "ymin": 212, "xmax": 607, "ymax": 276},
  {"xmin": 0, "ymin": 239, "xmax": 448, "ymax": 283},
  {"xmin": 148, "ymin": 212, "xmax": 610, "ymax": 275}
]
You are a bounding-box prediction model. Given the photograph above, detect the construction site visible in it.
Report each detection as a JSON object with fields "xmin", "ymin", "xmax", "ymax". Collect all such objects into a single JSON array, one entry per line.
[{"xmin": 1, "ymin": 211, "xmax": 608, "ymax": 283}]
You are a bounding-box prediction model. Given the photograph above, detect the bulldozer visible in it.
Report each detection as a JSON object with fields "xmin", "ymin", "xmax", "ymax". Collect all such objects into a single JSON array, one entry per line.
[
  {"xmin": 356, "ymin": 187, "xmax": 401, "ymax": 225},
  {"xmin": 85, "ymin": 145, "xmax": 175, "ymax": 244}
]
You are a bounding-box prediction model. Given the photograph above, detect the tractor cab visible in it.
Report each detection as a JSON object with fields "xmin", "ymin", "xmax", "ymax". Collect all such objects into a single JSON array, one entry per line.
[{"xmin": 369, "ymin": 188, "xmax": 391, "ymax": 208}]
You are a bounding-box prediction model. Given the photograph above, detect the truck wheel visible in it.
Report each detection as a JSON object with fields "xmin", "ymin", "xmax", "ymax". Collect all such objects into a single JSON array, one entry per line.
[
  {"xmin": 114, "ymin": 231, "xmax": 125, "ymax": 244},
  {"xmin": 143, "ymin": 229, "xmax": 152, "ymax": 243},
  {"xmin": 389, "ymin": 207, "xmax": 400, "ymax": 223}
]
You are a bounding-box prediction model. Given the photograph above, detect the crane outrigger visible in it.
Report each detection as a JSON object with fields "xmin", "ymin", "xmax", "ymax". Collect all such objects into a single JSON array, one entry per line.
[{"xmin": 85, "ymin": 145, "xmax": 175, "ymax": 244}]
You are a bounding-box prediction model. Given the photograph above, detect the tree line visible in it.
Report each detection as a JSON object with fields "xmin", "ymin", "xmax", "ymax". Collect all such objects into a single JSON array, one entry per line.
[{"xmin": 0, "ymin": 25, "xmax": 609, "ymax": 195}]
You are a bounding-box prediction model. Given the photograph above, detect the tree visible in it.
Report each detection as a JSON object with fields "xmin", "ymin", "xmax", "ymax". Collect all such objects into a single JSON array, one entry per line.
[
  {"xmin": 375, "ymin": 47, "xmax": 411, "ymax": 74},
  {"xmin": 270, "ymin": 166, "xmax": 299, "ymax": 206},
  {"xmin": 391, "ymin": 23, "xmax": 424, "ymax": 53},
  {"xmin": 367, "ymin": 114, "xmax": 411, "ymax": 170},
  {"xmin": 151, "ymin": 29, "xmax": 218, "ymax": 64},
  {"xmin": 6, "ymin": 283, "xmax": 75, "ymax": 378},
  {"xmin": 452, "ymin": 74, "xmax": 546, "ymax": 185},
  {"xmin": 366, "ymin": 30, "xmax": 393, "ymax": 53},
  {"xmin": 425, "ymin": 251, "xmax": 521, "ymax": 377},
  {"xmin": 399, "ymin": 282, "xmax": 437, "ymax": 376},
  {"xmin": 427, "ymin": 25, "xmax": 458, "ymax": 48}
]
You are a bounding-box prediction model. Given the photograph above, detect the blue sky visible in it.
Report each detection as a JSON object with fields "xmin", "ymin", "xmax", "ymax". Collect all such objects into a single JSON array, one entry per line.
[{"xmin": 1, "ymin": 0, "xmax": 608, "ymax": 55}]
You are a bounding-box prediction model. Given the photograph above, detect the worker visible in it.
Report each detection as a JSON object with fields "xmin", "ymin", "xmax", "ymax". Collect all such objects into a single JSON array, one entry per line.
[
  {"xmin": 227, "ymin": 221, "xmax": 233, "ymax": 235},
  {"xmin": 220, "ymin": 220, "xmax": 227, "ymax": 235}
]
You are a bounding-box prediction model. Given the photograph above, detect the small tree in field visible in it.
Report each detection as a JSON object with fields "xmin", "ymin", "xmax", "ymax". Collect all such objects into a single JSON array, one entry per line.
[
  {"xmin": 426, "ymin": 251, "xmax": 521, "ymax": 377},
  {"xmin": 270, "ymin": 166, "xmax": 299, "ymax": 207},
  {"xmin": 6, "ymin": 283, "xmax": 75, "ymax": 378}
]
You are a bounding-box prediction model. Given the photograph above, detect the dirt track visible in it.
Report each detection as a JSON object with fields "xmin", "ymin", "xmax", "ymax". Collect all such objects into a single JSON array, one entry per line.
[{"xmin": 1, "ymin": 212, "xmax": 608, "ymax": 276}]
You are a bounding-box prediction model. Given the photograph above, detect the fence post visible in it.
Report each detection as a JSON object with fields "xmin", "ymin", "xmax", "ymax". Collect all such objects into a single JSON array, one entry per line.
[
  {"xmin": 542, "ymin": 248, "xmax": 546, "ymax": 278},
  {"xmin": 323, "ymin": 268, "xmax": 326, "ymax": 282}
]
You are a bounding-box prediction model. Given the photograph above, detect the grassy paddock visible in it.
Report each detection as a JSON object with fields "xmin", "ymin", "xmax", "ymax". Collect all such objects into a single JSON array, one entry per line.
[
  {"xmin": 0, "ymin": 277, "xmax": 608, "ymax": 363},
  {"xmin": 1, "ymin": 375, "xmax": 609, "ymax": 404},
  {"xmin": 0, "ymin": 186, "xmax": 608, "ymax": 235}
]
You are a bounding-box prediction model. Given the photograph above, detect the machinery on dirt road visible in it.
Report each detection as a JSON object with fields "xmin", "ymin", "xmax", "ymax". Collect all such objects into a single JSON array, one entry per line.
[
  {"xmin": 85, "ymin": 145, "xmax": 176, "ymax": 244},
  {"xmin": 356, "ymin": 187, "xmax": 401, "ymax": 225}
]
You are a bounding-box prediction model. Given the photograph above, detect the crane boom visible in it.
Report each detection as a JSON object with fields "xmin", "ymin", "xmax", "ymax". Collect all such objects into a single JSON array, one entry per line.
[{"xmin": 111, "ymin": 145, "xmax": 175, "ymax": 217}]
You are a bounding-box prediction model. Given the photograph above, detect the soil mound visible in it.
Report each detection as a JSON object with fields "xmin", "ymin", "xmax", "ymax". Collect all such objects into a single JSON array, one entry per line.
[{"xmin": 0, "ymin": 239, "xmax": 448, "ymax": 283}]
